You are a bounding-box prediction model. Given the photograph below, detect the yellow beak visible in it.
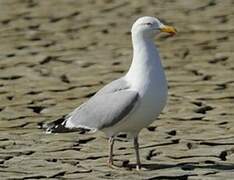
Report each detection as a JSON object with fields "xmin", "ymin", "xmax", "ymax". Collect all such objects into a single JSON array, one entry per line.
[{"xmin": 160, "ymin": 25, "xmax": 177, "ymax": 35}]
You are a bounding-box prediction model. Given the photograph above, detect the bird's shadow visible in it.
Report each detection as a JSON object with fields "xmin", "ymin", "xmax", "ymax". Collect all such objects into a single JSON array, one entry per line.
[{"xmin": 123, "ymin": 161, "xmax": 234, "ymax": 171}]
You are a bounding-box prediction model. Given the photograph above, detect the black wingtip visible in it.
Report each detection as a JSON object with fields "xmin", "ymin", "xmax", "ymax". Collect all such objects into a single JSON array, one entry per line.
[
  {"xmin": 37, "ymin": 115, "xmax": 72, "ymax": 133},
  {"xmin": 38, "ymin": 115, "xmax": 93, "ymax": 134}
]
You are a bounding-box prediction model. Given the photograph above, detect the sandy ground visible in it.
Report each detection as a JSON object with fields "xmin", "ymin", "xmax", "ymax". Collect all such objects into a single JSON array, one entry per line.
[{"xmin": 0, "ymin": 0, "xmax": 234, "ymax": 179}]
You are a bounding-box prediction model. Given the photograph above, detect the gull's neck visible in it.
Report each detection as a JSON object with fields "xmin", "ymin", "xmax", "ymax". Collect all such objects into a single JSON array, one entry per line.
[{"xmin": 126, "ymin": 32, "xmax": 164, "ymax": 87}]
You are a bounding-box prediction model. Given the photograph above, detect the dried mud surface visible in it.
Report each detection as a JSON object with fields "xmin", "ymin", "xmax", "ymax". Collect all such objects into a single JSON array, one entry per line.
[{"xmin": 0, "ymin": 0, "xmax": 234, "ymax": 179}]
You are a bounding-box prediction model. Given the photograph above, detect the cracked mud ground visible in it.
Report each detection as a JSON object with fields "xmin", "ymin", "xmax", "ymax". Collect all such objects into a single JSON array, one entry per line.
[{"xmin": 0, "ymin": 0, "xmax": 234, "ymax": 179}]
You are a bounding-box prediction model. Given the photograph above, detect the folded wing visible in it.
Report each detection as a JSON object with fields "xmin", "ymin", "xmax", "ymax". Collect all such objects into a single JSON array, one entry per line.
[{"xmin": 46, "ymin": 78, "xmax": 139, "ymax": 133}]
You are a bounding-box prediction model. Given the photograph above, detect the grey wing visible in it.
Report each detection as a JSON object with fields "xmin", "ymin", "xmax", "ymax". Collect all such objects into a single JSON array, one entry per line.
[{"xmin": 65, "ymin": 78, "xmax": 139, "ymax": 130}]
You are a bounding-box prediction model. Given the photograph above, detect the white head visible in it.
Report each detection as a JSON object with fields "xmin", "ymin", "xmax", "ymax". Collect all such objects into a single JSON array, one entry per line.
[{"xmin": 131, "ymin": 16, "xmax": 176, "ymax": 38}]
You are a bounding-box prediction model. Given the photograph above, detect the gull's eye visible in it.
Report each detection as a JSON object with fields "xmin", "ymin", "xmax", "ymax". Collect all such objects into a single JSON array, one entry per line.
[{"xmin": 145, "ymin": 22, "xmax": 153, "ymax": 26}]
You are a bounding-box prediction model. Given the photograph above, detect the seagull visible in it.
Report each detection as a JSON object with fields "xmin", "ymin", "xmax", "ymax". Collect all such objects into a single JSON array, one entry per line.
[{"xmin": 45, "ymin": 16, "xmax": 176, "ymax": 170}]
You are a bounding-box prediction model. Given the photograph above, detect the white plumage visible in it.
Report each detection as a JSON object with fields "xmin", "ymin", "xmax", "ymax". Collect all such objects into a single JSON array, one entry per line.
[{"xmin": 46, "ymin": 16, "xmax": 176, "ymax": 170}]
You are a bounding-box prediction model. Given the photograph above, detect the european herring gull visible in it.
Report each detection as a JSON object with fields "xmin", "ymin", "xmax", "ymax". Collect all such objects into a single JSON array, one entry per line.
[{"xmin": 45, "ymin": 16, "xmax": 176, "ymax": 170}]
